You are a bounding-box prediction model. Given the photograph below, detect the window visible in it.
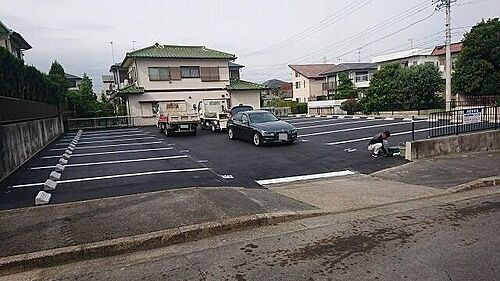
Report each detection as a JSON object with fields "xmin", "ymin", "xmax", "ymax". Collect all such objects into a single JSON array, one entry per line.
[
  {"xmin": 295, "ymin": 71, "xmax": 299, "ymax": 77},
  {"xmin": 295, "ymin": 81, "xmax": 300, "ymax": 89},
  {"xmin": 181, "ymin": 66, "xmax": 200, "ymax": 78},
  {"xmin": 140, "ymin": 102, "xmax": 154, "ymax": 116},
  {"xmin": 355, "ymin": 71, "xmax": 369, "ymax": 82},
  {"xmin": 303, "ymin": 81, "xmax": 306, "ymax": 87},
  {"xmin": 241, "ymin": 114, "xmax": 249, "ymax": 123},
  {"xmin": 148, "ymin": 67, "xmax": 170, "ymax": 81},
  {"xmin": 200, "ymin": 67, "xmax": 220, "ymax": 81},
  {"xmin": 233, "ymin": 113, "xmax": 243, "ymax": 121}
]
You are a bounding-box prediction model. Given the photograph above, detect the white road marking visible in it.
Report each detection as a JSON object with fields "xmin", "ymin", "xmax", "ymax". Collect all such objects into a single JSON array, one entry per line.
[
  {"xmin": 50, "ymin": 141, "xmax": 162, "ymax": 151},
  {"xmin": 298, "ymin": 120, "xmax": 426, "ymax": 138},
  {"xmin": 256, "ymin": 170, "xmax": 356, "ymax": 185},
  {"xmin": 56, "ymin": 137, "xmax": 156, "ymax": 146},
  {"xmin": 325, "ymin": 124, "xmax": 455, "ymax": 145},
  {"xmin": 81, "ymin": 128, "xmax": 140, "ymax": 134},
  {"xmin": 30, "ymin": 155, "xmax": 188, "ymax": 170},
  {"xmin": 60, "ymin": 133, "xmax": 148, "ymax": 141},
  {"xmin": 289, "ymin": 118, "xmax": 356, "ymax": 125},
  {"xmin": 385, "ymin": 117, "xmax": 395, "ymax": 120},
  {"xmin": 296, "ymin": 119, "xmax": 381, "ymax": 130},
  {"xmin": 41, "ymin": 147, "xmax": 174, "ymax": 159},
  {"xmin": 12, "ymin": 167, "xmax": 210, "ymax": 188},
  {"xmin": 367, "ymin": 117, "xmax": 375, "ymax": 120}
]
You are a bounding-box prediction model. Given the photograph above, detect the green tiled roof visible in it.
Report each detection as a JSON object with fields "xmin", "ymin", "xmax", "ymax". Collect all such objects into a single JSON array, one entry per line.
[
  {"xmin": 125, "ymin": 43, "xmax": 236, "ymax": 60},
  {"xmin": 118, "ymin": 84, "xmax": 144, "ymax": 94},
  {"xmin": 228, "ymin": 79, "xmax": 266, "ymax": 91}
]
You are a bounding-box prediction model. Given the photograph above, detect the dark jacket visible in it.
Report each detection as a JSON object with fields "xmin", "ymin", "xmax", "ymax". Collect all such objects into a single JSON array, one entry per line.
[{"xmin": 368, "ymin": 133, "xmax": 385, "ymax": 145}]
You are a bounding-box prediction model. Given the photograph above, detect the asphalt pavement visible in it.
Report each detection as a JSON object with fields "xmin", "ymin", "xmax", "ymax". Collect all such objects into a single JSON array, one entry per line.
[{"xmin": 0, "ymin": 116, "xmax": 442, "ymax": 209}]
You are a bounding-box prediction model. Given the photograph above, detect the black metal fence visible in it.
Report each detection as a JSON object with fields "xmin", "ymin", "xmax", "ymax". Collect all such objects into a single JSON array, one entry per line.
[
  {"xmin": 428, "ymin": 106, "xmax": 499, "ymax": 138},
  {"xmin": 65, "ymin": 116, "xmax": 137, "ymax": 131}
]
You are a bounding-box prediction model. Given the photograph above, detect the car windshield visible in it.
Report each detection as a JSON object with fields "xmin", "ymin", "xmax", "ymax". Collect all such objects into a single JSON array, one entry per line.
[{"xmin": 249, "ymin": 112, "xmax": 279, "ymax": 123}]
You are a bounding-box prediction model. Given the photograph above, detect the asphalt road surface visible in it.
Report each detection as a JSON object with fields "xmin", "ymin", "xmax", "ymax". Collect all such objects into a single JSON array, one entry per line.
[
  {"xmin": 7, "ymin": 191, "xmax": 499, "ymax": 280},
  {"xmin": 1, "ymin": 116, "xmax": 436, "ymax": 209}
]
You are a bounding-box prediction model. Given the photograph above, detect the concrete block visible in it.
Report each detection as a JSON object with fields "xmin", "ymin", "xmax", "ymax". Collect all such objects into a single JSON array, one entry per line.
[
  {"xmin": 35, "ymin": 191, "xmax": 52, "ymax": 205},
  {"xmin": 43, "ymin": 179, "xmax": 57, "ymax": 191},
  {"xmin": 58, "ymin": 158, "xmax": 68, "ymax": 165},
  {"xmin": 69, "ymin": 144, "xmax": 76, "ymax": 149},
  {"xmin": 62, "ymin": 153, "xmax": 71, "ymax": 160},
  {"xmin": 49, "ymin": 171, "xmax": 61, "ymax": 181},
  {"xmin": 67, "ymin": 146, "xmax": 75, "ymax": 151},
  {"xmin": 65, "ymin": 149, "xmax": 73, "ymax": 155},
  {"xmin": 55, "ymin": 164, "xmax": 65, "ymax": 172}
]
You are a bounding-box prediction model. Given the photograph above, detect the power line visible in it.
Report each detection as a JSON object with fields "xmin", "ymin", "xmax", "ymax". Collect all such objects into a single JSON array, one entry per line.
[
  {"xmin": 252, "ymin": 0, "xmax": 437, "ymax": 70},
  {"xmin": 241, "ymin": 0, "xmax": 373, "ymax": 58}
]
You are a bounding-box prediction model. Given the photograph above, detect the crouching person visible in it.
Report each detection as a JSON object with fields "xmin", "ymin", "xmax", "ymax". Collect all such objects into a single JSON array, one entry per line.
[{"xmin": 367, "ymin": 131, "xmax": 391, "ymax": 158}]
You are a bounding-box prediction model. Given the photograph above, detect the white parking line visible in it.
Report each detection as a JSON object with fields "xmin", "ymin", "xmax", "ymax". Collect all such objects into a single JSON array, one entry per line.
[
  {"xmin": 56, "ymin": 137, "xmax": 157, "ymax": 146},
  {"xmin": 81, "ymin": 128, "xmax": 140, "ymax": 134},
  {"xmin": 61, "ymin": 131, "xmax": 144, "ymax": 139},
  {"xmin": 41, "ymin": 147, "xmax": 174, "ymax": 159},
  {"xmin": 298, "ymin": 120, "xmax": 426, "ymax": 138},
  {"xmin": 296, "ymin": 119, "xmax": 381, "ymax": 130},
  {"xmin": 288, "ymin": 118, "xmax": 355, "ymax": 125},
  {"xmin": 325, "ymin": 124, "xmax": 455, "ymax": 145},
  {"xmin": 12, "ymin": 167, "xmax": 210, "ymax": 188},
  {"xmin": 60, "ymin": 133, "xmax": 148, "ymax": 141},
  {"xmin": 30, "ymin": 155, "xmax": 188, "ymax": 170},
  {"xmin": 256, "ymin": 170, "xmax": 356, "ymax": 185},
  {"xmin": 50, "ymin": 141, "xmax": 162, "ymax": 151}
]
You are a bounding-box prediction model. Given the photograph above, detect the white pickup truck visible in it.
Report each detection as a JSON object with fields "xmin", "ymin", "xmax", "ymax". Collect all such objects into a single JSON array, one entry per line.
[
  {"xmin": 157, "ymin": 100, "xmax": 199, "ymax": 136},
  {"xmin": 197, "ymin": 98, "xmax": 230, "ymax": 132}
]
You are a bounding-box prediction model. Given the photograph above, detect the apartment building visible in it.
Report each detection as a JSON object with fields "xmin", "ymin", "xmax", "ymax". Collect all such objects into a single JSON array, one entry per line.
[
  {"xmin": 118, "ymin": 43, "xmax": 263, "ymax": 125},
  {"xmin": 431, "ymin": 42, "xmax": 463, "ymax": 75},
  {"xmin": 320, "ymin": 63, "xmax": 377, "ymax": 99},
  {"xmin": 289, "ymin": 64, "xmax": 336, "ymax": 102},
  {"xmin": 371, "ymin": 48, "xmax": 439, "ymax": 69}
]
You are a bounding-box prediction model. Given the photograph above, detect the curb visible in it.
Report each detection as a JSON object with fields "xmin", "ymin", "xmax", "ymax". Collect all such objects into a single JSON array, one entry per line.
[
  {"xmin": 0, "ymin": 209, "xmax": 327, "ymax": 276},
  {"xmin": 448, "ymin": 176, "xmax": 500, "ymax": 193}
]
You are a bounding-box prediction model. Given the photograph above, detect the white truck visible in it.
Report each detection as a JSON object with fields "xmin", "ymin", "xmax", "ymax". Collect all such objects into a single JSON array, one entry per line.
[
  {"xmin": 157, "ymin": 100, "xmax": 199, "ymax": 136},
  {"xmin": 197, "ymin": 98, "xmax": 230, "ymax": 132}
]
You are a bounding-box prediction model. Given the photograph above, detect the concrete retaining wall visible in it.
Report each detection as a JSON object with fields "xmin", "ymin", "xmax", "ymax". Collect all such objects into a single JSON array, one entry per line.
[
  {"xmin": 0, "ymin": 116, "xmax": 64, "ymax": 182},
  {"xmin": 405, "ymin": 130, "xmax": 500, "ymax": 161}
]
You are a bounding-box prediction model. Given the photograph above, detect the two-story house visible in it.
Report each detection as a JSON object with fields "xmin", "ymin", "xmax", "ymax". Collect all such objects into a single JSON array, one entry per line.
[
  {"xmin": 431, "ymin": 42, "xmax": 462, "ymax": 76},
  {"xmin": 65, "ymin": 73, "xmax": 82, "ymax": 91},
  {"xmin": 320, "ymin": 63, "xmax": 377, "ymax": 99},
  {"xmin": 0, "ymin": 20, "xmax": 31, "ymax": 60},
  {"xmin": 118, "ymin": 43, "xmax": 263, "ymax": 125},
  {"xmin": 289, "ymin": 64, "xmax": 336, "ymax": 102}
]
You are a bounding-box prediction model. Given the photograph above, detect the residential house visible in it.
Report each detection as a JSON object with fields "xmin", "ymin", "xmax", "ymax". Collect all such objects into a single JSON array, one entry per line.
[
  {"xmin": 109, "ymin": 63, "xmax": 128, "ymax": 90},
  {"xmin": 289, "ymin": 64, "xmax": 336, "ymax": 102},
  {"xmin": 229, "ymin": 62, "xmax": 244, "ymax": 80},
  {"xmin": 261, "ymin": 79, "xmax": 292, "ymax": 106},
  {"xmin": 320, "ymin": 63, "xmax": 377, "ymax": 99},
  {"xmin": 65, "ymin": 73, "xmax": 82, "ymax": 91},
  {"xmin": 101, "ymin": 74, "xmax": 114, "ymax": 98},
  {"xmin": 117, "ymin": 43, "xmax": 263, "ymax": 125},
  {"xmin": 0, "ymin": 20, "xmax": 31, "ymax": 60},
  {"xmin": 371, "ymin": 48, "xmax": 438, "ymax": 69},
  {"xmin": 431, "ymin": 42, "xmax": 463, "ymax": 75}
]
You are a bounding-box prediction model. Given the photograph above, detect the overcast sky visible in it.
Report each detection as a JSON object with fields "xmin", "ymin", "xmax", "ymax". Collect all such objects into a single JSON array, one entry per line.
[{"xmin": 1, "ymin": 0, "xmax": 498, "ymax": 91}]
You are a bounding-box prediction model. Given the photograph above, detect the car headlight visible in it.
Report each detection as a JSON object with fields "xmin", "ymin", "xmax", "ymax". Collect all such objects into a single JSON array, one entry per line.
[{"xmin": 261, "ymin": 131, "xmax": 274, "ymax": 136}]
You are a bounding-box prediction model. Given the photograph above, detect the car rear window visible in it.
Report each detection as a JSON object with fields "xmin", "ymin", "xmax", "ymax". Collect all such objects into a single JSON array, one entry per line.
[{"xmin": 231, "ymin": 106, "xmax": 253, "ymax": 115}]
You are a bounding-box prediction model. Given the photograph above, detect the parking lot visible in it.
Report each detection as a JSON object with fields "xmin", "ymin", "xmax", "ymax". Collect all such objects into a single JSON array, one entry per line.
[{"xmin": 0, "ymin": 115, "xmax": 434, "ymax": 209}]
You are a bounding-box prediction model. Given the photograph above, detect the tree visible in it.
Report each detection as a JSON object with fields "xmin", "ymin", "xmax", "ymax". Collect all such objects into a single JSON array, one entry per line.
[
  {"xmin": 340, "ymin": 99, "xmax": 363, "ymax": 115},
  {"xmin": 79, "ymin": 73, "xmax": 96, "ymax": 100},
  {"xmin": 453, "ymin": 18, "xmax": 500, "ymax": 96},
  {"xmin": 48, "ymin": 61, "xmax": 68, "ymax": 103},
  {"xmin": 335, "ymin": 72, "xmax": 358, "ymax": 99},
  {"xmin": 361, "ymin": 63, "xmax": 444, "ymax": 113}
]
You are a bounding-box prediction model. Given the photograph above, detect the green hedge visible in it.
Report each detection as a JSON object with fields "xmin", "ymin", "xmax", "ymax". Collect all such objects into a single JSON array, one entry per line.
[
  {"xmin": 0, "ymin": 47, "xmax": 61, "ymax": 104},
  {"xmin": 266, "ymin": 100, "xmax": 307, "ymax": 114}
]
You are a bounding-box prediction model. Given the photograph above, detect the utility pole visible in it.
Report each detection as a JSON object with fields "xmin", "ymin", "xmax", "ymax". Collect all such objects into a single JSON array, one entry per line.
[
  {"xmin": 110, "ymin": 41, "xmax": 115, "ymax": 64},
  {"xmin": 437, "ymin": 0, "xmax": 454, "ymax": 111},
  {"xmin": 357, "ymin": 48, "xmax": 361, "ymax": 62},
  {"xmin": 132, "ymin": 40, "xmax": 136, "ymax": 50}
]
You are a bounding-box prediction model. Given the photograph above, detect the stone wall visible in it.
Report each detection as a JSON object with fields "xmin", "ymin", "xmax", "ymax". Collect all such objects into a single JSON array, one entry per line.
[
  {"xmin": 0, "ymin": 116, "xmax": 64, "ymax": 182},
  {"xmin": 405, "ymin": 130, "xmax": 500, "ymax": 161}
]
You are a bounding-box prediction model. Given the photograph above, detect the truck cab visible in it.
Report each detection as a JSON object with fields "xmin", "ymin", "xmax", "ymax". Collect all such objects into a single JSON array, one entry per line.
[{"xmin": 197, "ymin": 99, "xmax": 230, "ymax": 132}]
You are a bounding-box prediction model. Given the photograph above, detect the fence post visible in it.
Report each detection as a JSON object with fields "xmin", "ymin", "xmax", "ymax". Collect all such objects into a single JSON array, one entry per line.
[
  {"xmin": 495, "ymin": 105, "xmax": 498, "ymax": 130},
  {"xmin": 411, "ymin": 116, "xmax": 415, "ymax": 141}
]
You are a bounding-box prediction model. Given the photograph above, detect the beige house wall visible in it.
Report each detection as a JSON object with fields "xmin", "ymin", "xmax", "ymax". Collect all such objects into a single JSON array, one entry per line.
[
  {"xmin": 131, "ymin": 58, "xmax": 231, "ymax": 90},
  {"xmin": 230, "ymin": 90, "xmax": 261, "ymax": 109}
]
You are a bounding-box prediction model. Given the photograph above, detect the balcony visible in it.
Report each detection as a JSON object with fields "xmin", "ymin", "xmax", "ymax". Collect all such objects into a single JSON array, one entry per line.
[{"xmin": 322, "ymin": 82, "xmax": 337, "ymax": 91}]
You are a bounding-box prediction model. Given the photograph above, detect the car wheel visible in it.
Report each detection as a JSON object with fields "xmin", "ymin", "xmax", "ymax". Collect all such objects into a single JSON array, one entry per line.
[
  {"xmin": 211, "ymin": 124, "xmax": 217, "ymax": 132},
  {"xmin": 166, "ymin": 129, "xmax": 174, "ymax": 136},
  {"xmin": 228, "ymin": 128, "xmax": 235, "ymax": 140},
  {"xmin": 159, "ymin": 123, "xmax": 165, "ymax": 133},
  {"xmin": 253, "ymin": 132, "xmax": 262, "ymax": 147}
]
